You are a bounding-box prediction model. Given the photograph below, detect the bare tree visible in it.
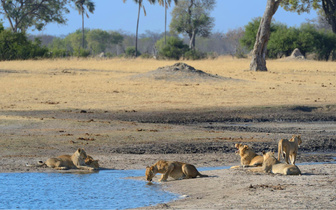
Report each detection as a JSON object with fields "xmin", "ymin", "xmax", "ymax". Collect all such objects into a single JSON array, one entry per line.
[{"xmin": 250, "ymin": 0, "xmax": 282, "ymax": 71}]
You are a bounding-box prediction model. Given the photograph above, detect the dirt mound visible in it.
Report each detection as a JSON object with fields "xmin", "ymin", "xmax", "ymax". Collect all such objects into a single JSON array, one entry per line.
[
  {"xmin": 290, "ymin": 48, "xmax": 305, "ymax": 59},
  {"xmin": 131, "ymin": 62, "xmax": 232, "ymax": 82}
]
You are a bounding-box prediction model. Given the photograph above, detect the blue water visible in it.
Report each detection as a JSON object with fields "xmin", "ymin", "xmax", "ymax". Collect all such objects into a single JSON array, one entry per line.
[
  {"xmin": 0, "ymin": 162, "xmax": 334, "ymax": 209},
  {"xmin": 0, "ymin": 170, "xmax": 178, "ymax": 209}
]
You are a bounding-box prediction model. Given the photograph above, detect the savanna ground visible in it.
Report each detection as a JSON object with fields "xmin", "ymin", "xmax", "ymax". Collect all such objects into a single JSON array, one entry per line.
[{"xmin": 0, "ymin": 57, "xmax": 335, "ymax": 209}]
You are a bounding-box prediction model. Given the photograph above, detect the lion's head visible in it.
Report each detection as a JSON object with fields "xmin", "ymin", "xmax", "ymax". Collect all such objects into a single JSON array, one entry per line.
[
  {"xmin": 85, "ymin": 155, "xmax": 100, "ymax": 169},
  {"xmin": 145, "ymin": 166, "xmax": 156, "ymax": 182},
  {"xmin": 235, "ymin": 144, "xmax": 250, "ymax": 156},
  {"xmin": 262, "ymin": 151, "xmax": 279, "ymax": 172},
  {"xmin": 292, "ymin": 135, "xmax": 302, "ymax": 145},
  {"xmin": 74, "ymin": 148, "xmax": 88, "ymax": 164}
]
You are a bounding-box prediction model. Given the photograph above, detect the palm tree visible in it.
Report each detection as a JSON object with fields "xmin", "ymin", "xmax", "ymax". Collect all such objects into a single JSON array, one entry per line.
[
  {"xmin": 123, "ymin": 0, "xmax": 156, "ymax": 57},
  {"xmin": 158, "ymin": 0, "xmax": 178, "ymax": 45},
  {"xmin": 74, "ymin": 0, "xmax": 95, "ymax": 49}
]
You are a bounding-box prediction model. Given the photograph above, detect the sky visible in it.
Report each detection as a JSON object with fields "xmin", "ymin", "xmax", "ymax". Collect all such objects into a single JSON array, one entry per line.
[{"xmin": 3, "ymin": 0, "xmax": 318, "ymax": 36}]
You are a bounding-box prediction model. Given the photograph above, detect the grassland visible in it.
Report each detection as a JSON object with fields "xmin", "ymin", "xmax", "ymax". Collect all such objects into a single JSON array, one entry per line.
[{"xmin": 1, "ymin": 56, "xmax": 335, "ymax": 112}]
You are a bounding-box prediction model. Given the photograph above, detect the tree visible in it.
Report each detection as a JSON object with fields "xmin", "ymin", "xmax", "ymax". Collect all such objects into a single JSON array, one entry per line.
[
  {"xmin": 73, "ymin": 0, "xmax": 95, "ymax": 49},
  {"xmin": 250, "ymin": 0, "xmax": 282, "ymax": 71},
  {"xmin": 157, "ymin": 0, "xmax": 178, "ymax": 45},
  {"xmin": 281, "ymin": 0, "xmax": 336, "ymax": 33},
  {"xmin": 123, "ymin": 0, "xmax": 156, "ymax": 57},
  {"xmin": 170, "ymin": 0, "xmax": 215, "ymax": 49},
  {"xmin": 0, "ymin": 22, "xmax": 48, "ymax": 60},
  {"xmin": 0, "ymin": 0, "xmax": 69, "ymax": 33}
]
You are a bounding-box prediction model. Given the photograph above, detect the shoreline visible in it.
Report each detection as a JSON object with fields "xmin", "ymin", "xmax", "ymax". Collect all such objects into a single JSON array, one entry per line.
[{"xmin": 137, "ymin": 161, "xmax": 336, "ymax": 209}]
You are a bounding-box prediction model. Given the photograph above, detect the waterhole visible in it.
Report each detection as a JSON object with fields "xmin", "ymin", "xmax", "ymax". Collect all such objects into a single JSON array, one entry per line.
[{"xmin": 0, "ymin": 169, "xmax": 178, "ymax": 209}]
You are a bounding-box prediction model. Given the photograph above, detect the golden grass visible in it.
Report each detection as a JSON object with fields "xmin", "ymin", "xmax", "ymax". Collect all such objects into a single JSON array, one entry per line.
[{"xmin": 1, "ymin": 56, "xmax": 335, "ymax": 112}]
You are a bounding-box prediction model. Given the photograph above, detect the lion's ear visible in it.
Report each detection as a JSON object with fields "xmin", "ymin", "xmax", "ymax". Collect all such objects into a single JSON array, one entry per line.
[
  {"xmin": 146, "ymin": 166, "xmax": 150, "ymax": 169},
  {"xmin": 244, "ymin": 145, "xmax": 249, "ymax": 149},
  {"xmin": 262, "ymin": 151, "xmax": 266, "ymax": 155},
  {"xmin": 77, "ymin": 148, "xmax": 81, "ymax": 152}
]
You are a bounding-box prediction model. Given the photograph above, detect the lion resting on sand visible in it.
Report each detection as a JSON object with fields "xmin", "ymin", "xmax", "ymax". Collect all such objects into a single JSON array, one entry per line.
[
  {"xmin": 231, "ymin": 143, "xmax": 264, "ymax": 168},
  {"xmin": 40, "ymin": 148, "xmax": 96, "ymax": 171},
  {"xmin": 263, "ymin": 151, "xmax": 301, "ymax": 175},
  {"xmin": 278, "ymin": 135, "xmax": 302, "ymax": 165},
  {"xmin": 146, "ymin": 160, "xmax": 208, "ymax": 182}
]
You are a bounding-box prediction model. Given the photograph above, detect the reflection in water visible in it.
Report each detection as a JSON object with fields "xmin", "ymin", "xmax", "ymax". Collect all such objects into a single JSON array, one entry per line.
[{"xmin": 0, "ymin": 170, "xmax": 178, "ymax": 209}]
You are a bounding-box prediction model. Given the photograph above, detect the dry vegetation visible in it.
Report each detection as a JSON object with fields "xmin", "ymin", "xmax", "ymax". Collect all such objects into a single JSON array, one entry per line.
[{"xmin": 1, "ymin": 56, "xmax": 335, "ymax": 112}]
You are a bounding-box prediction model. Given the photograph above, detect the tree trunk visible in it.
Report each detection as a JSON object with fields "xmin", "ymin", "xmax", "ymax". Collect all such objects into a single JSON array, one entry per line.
[
  {"xmin": 322, "ymin": 0, "xmax": 336, "ymax": 34},
  {"xmin": 164, "ymin": 0, "xmax": 167, "ymax": 45},
  {"xmin": 189, "ymin": 30, "xmax": 196, "ymax": 49},
  {"xmin": 135, "ymin": 3, "xmax": 141, "ymax": 57},
  {"xmin": 82, "ymin": 8, "xmax": 85, "ymax": 49},
  {"xmin": 250, "ymin": 0, "xmax": 282, "ymax": 71}
]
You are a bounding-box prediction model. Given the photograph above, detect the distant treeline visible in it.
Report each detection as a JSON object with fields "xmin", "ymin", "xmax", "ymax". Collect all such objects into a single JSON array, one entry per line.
[{"xmin": 1, "ymin": 15, "xmax": 336, "ymax": 61}]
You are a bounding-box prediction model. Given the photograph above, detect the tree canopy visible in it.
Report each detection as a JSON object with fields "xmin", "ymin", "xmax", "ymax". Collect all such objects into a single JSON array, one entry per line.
[
  {"xmin": 281, "ymin": 0, "xmax": 336, "ymax": 33},
  {"xmin": 170, "ymin": 0, "xmax": 215, "ymax": 49},
  {"xmin": 0, "ymin": 0, "xmax": 69, "ymax": 33}
]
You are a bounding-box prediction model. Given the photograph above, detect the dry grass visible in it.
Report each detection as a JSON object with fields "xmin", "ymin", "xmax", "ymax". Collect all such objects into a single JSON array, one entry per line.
[{"xmin": 1, "ymin": 56, "xmax": 335, "ymax": 112}]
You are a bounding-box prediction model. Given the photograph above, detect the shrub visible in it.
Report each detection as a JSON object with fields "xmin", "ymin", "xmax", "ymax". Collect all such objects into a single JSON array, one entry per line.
[
  {"xmin": 73, "ymin": 48, "xmax": 90, "ymax": 57},
  {"xmin": 157, "ymin": 37, "xmax": 188, "ymax": 60},
  {"xmin": 0, "ymin": 27, "xmax": 48, "ymax": 60},
  {"xmin": 183, "ymin": 49, "xmax": 206, "ymax": 60},
  {"xmin": 125, "ymin": 47, "xmax": 141, "ymax": 57}
]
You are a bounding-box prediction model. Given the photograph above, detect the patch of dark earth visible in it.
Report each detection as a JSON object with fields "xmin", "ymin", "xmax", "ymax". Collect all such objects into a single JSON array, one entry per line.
[{"xmin": 2, "ymin": 105, "xmax": 336, "ymax": 155}]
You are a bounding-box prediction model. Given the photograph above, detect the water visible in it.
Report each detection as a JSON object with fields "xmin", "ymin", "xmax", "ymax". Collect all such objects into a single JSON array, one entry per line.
[
  {"xmin": 0, "ymin": 170, "xmax": 178, "ymax": 209},
  {"xmin": 0, "ymin": 161, "xmax": 335, "ymax": 209}
]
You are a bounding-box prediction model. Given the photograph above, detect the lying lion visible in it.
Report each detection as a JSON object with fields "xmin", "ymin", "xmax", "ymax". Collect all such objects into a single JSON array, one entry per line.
[
  {"xmin": 146, "ymin": 160, "xmax": 208, "ymax": 182},
  {"xmin": 231, "ymin": 143, "xmax": 264, "ymax": 169},
  {"xmin": 39, "ymin": 148, "xmax": 96, "ymax": 171},
  {"xmin": 85, "ymin": 155, "xmax": 100, "ymax": 170},
  {"xmin": 278, "ymin": 135, "xmax": 302, "ymax": 165},
  {"xmin": 262, "ymin": 151, "xmax": 301, "ymax": 175}
]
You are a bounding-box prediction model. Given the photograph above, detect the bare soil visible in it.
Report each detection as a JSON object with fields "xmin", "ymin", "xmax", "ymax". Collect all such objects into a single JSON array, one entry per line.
[{"xmin": 1, "ymin": 105, "xmax": 335, "ymax": 173}]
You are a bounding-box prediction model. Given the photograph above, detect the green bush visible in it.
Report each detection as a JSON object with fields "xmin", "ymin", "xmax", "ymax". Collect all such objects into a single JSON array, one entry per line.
[
  {"xmin": 0, "ymin": 26, "xmax": 48, "ymax": 61},
  {"xmin": 125, "ymin": 47, "xmax": 141, "ymax": 57},
  {"xmin": 241, "ymin": 19, "xmax": 336, "ymax": 60},
  {"xmin": 183, "ymin": 49, "xmax": 206, "ymax": 60},
  {"xmin": 73, "ymin": 48, "xmax": 90, "ymax": 57},
  {"xmin": 157, "ymin": 37, "xmax": 188, "ymax": 60}
]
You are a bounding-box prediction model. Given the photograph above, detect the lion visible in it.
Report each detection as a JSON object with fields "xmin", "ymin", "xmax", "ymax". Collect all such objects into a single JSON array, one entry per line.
[
  {"xmin": 145, "ymin": 160, "xmax": 208, "ymax": 182},
  {"xmin": 39, "ymin": 148, "xmax": 96, "ymax": 171},
  {"xmin": 231, "ymin": 143, "xmax": 264, "ymax": 168},
  {"xmin": 85, "ymin": 155, "xmax": 100, "ymax": 170},
  {"xmin": 263, "ymin": 151, "xmax": 301, "ymax": 175},
  {"xmin": 278, "ymin": 135, "xmax": 302, "ymax": 165}
]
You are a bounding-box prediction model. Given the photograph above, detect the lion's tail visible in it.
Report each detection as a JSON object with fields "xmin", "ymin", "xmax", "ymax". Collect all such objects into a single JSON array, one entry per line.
[
  {"xmin": 26, "ymin": 161, "xmax": 46, "ymax": 167},
  {"xmin": 278, "ymin": 139, "xmax": 283, "ymax": 161},
  {"xmin": 198, "ymin": 172, "xmax": 208, "ymax": 178}
]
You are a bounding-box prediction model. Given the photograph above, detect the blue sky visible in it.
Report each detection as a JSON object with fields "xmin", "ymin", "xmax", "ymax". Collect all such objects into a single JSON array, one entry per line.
[{"xmin": 8, "ymin": 0, "xmax": 318, "ymax": 36}]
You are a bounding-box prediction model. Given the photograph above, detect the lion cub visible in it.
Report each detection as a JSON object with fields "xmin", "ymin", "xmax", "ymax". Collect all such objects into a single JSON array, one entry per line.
[
  {"xmin": 278, "ymin": 135, "xmax": 302, "ymax": 165},
  {"xmin": 263, "ymin": 151, "xmax": 301, "ymax": 175},
  {"xmin": 231, "ymin": 143, "xmax": 264, "ymax": 168},
  {"xmin": 146, "ymin": 160, "xmax": 208, "ymax": 182}
]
